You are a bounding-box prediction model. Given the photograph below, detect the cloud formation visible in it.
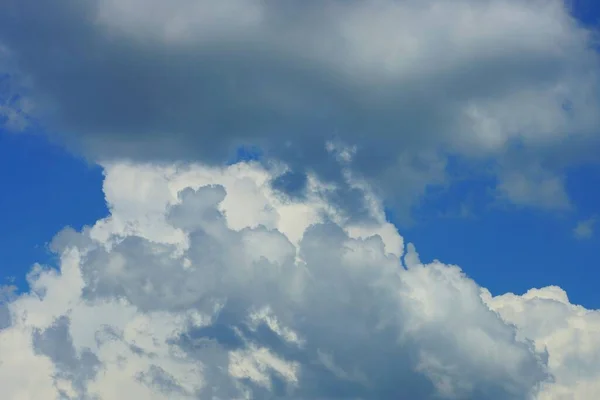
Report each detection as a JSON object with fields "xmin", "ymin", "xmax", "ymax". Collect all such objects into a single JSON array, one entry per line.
[
  {"xmin": 573, "ymin": 216, "xmax": 596, "ymax": 239},
  {"xmin": 1, "ymin": 0, "xmax": 600, "ymax": 214},
  {"xmin": 0, "ymin": 161, "xmax": 598, "ymax": 399}
]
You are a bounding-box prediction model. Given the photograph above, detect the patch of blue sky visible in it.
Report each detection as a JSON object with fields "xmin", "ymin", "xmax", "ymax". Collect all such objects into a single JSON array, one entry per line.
[
  {"xmin": 227, "ymin": 145, "xmax": 263, "ymax": 165},
  {"xmin": 0, "ymin": 129, "xmax": 107, "ymax": 293},
  {"xmin": 398, "ymin": 161, "xmax": 600, "ymax": 308},
  {"xmin": 571, "ymin": 0, "xmax": 600, "ymax": 27}
]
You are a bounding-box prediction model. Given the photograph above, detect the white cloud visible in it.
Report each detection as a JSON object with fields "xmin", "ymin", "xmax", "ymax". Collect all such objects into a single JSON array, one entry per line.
[
  {"xmin": 1, "ymin": 0, "xmax": 599, "ymax": 213},
  {"xmin": 573, "ymin": 216, "xmax": 596, "ymax": 239},
  {"xmin": 485, "ymin": 286, "xmax": 600, "ymax": 399},
  {"xmin": 0, "ymin": 161, "xmax": 598, "ymax": 399}
]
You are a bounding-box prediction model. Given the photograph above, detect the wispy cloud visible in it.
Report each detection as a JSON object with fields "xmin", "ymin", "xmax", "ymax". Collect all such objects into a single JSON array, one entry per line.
[{"xmin": 574, "ymin": 216, "xmax": 597, "ymax": 239}]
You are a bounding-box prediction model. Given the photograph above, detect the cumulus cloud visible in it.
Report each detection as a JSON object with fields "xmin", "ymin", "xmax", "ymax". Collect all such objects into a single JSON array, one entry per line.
[
  {"xmin": 1, "ymin": 0, "xmax": 600, "ymax": 214},
  {"xmin": 0, "ymin": 161, "xmax": 598, "ymax": 399},
  {"xmin": 486, "ymin": 286, "xmax": 600, "ymax": 399}
]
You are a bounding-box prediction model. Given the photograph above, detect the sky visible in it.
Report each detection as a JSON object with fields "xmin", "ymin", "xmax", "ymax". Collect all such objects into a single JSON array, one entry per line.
[
  {"xmin": 1, "ymin": 0, "xmax": 600, "ymax": 399},
  {"xmin": 0, "ymin": 130, "xmax": 107, "ymax": 291},
  {"xmin": 405, "ymin": 161, "xmax": 600, "ymax": 308}
]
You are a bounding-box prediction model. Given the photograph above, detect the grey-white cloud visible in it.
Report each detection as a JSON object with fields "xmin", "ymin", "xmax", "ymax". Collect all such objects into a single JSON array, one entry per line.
[
  {"xmin": 0, "ymin": 161, "xmax": 598, "ymax": 399},
  {"xmin": 1, "ymin": 0, "xmax": 600, "ymax": 216},
  {"xmin": 573, "ymin": 216, "xmax": 596, "ymax": 239}
]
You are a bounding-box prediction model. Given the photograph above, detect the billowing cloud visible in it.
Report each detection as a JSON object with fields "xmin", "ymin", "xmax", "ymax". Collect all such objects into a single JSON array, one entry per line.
[
  {"xmin": 1, "ymin": 0, "xmax": 600, "ymax": 214},
  {"xmin": 0, "ymin": 161, "xmax": 598, "ymax": 399},
  {"xmin": 486, "ymin": 287, "xmax": 600, "ymax": 399}
]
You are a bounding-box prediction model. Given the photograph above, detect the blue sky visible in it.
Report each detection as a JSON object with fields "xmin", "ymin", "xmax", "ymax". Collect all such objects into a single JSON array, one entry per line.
[
  {"xmin": 404, "ymin": 163, "xmax": 600, "ymax": 308},
  {"xmin": 0, "ymin": 129, "xmax": 107, "ymax": 290},
  {"xmin": 572, "ymin": 0, "xmax": 600, "ymax": 27},
  {"xmin": 0, "ymin": 0, "xmax": 599, "ymax": 309}
]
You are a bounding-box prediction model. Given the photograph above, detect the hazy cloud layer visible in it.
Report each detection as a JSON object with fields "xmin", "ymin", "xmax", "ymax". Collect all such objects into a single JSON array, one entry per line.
[
  {"xmin": 1, "ymin": 0, "xmax": 600, "ymax": 214},
  {"xmin": 0, "ymin": 161, "xmax": 598, "ymax": 399}
]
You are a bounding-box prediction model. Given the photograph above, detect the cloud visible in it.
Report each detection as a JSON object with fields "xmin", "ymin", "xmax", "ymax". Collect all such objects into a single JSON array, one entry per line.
[
  {"xmin": 1, "ymin": 0, "xmax": 600, "ymax": 215},
  {"xmin": 485, "ymin": 286, "xmax": 600, "ymax": 399},
  {"xmin": 495, "ymin": 163, "xmax": 572, "ymax": 210},
  {"xmin": 0, "ymin": 70, "xmax": 31, "ymax": 132},
  {"xmin": 573, "ymin": 216, "xmax": 596, "ymax": 239},
  {"xmin": 0, "ymin": 161, "xmax": 599, "ymax": 399}
]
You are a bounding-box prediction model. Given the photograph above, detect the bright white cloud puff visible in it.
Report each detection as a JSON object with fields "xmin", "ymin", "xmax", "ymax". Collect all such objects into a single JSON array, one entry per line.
[
  {"xmin": 1, "ymin": 0, "xmax": 600, "ymax": 214},
  {"xmin": 0, "ymin": 161, "xmax": 598, "ymax": 399}
]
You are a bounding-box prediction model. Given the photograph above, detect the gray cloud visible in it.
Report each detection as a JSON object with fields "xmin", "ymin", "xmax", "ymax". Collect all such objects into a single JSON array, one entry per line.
[
  {"xmin": 573, "ymin": 216, "xmax": 596, "ymax": 239},
  {"xmin": 1, "ymin": 0, "xmax": 600, "ymax": 215}
]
